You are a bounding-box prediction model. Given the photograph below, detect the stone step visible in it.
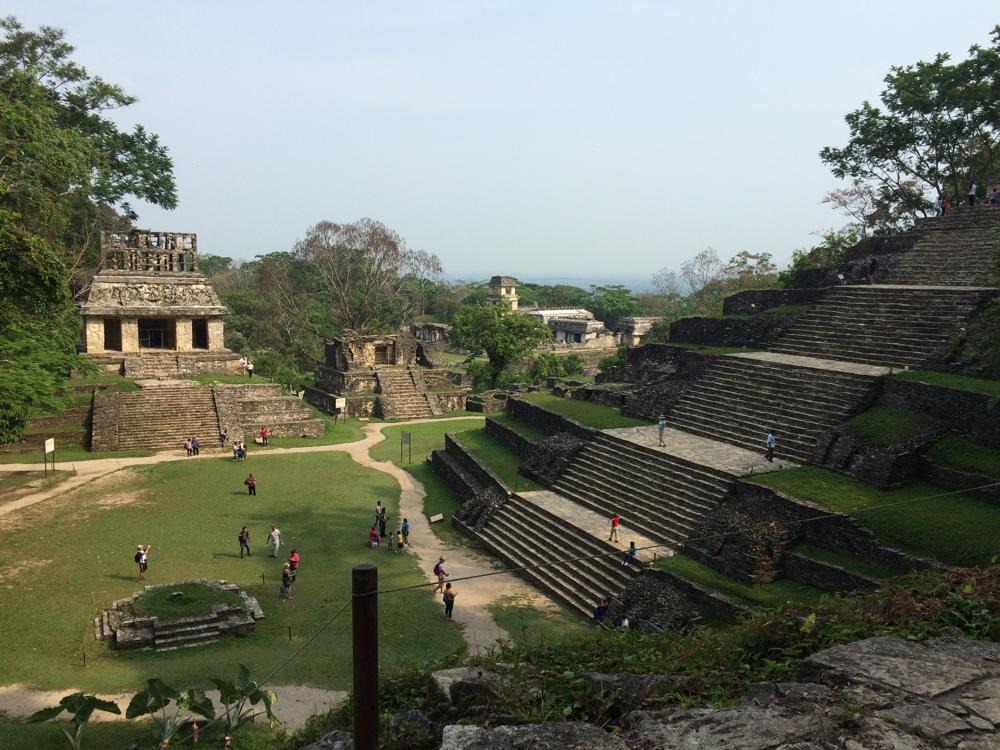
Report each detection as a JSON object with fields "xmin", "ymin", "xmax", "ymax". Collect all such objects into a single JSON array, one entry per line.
[{"xmin": 572, "ymin": 447, "xmax": 727, "ymax": 504}]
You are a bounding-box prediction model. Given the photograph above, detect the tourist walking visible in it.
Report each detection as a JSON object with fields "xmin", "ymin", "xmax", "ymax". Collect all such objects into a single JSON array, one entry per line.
[
  {"xmin": 989, "ymin": 187, "xmax": 998, "ymax": 205},
  {"xmin": 279, "ymin": 563, "xmax": 294, "ymax": 600},
  {"xmin": 657, "ymin": 414, "xmax": 667, "ymax": 447},
  {"xmin": 943, "ymin": 197, "xmax": 953, "ymax": 213},
  {"xmin": 259, "ymin": 426, "xmax": 269, "ymax": 446},
  {"xmin": 608, "ymin": 513, "xmax": 621, "ymax": 542},
  {"xmin": 765, "ymin": 431, "xmax": 776, "ymax": 462},
  {"xmin": 442, "ymin": 582, "xmax": 456, "ymax": 619},
  {"xmin": 395, "ymin": 527, "xmax": 404, "ymax": 552},
  {"xmin": 622, "ymin": 541, "xmax": 638, "ymax": 567},
  {"xmin": 267, "ymin": 524, "xmax": 281, "ymax": 557},
  {"xmin": 968, "ymin": 182, "xmax": 978, "ymax": 207},
  {"xmin": 374, "ymin": 501, "xmax": 383, "ymax": 527},
  {"xmin": 288, "ymin": 549, "xmax": 300, "ymax": 581},
  {"xmin": 378, "ymin": 506, "xmax": 388, "ymax": 538},
  {"xmin": 185, "ymin": 438, "xmax": 193, "ymax": 457},
  {"xmin": 244, "ymin": 473, "xmax": 257, "ymax": 495},
  {"xmin": 401, "ymin": 518, "xmax": 410, "ymax": 547},
  {"xmin": 192, "ymin": 436, "xmax": 200, "ymax": 456},
  {"xmin": 247, "ymin": 361, "xmax": 254, "ymax": 379},
  {"xmin": 239, "ymin": 527, "xmax": 252, "ymax": 558},
  {"xmin": 433, "ymin": 556, "xmax": 449, "ymax": 594},
  {"xmin": 240, "ymin": 441, "xmax": 248, "ymax": 461},
  {"xmin": 369, "ymin": 526, "xmax": 379, "ymax": 548},
  {"xmin": 135, "ymin": 544, "xmax": 151, "ymax": 581}
]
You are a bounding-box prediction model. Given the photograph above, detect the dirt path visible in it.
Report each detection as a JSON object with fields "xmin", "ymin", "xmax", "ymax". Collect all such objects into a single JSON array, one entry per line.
[{"xmin": 0, "ymin": 417, "xmax": 556, "ymax": 727}]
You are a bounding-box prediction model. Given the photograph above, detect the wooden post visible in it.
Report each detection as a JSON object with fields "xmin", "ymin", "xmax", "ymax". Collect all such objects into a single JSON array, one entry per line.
[{"xmin": 352, "ymin": 564, "xmax": 378, "ymax": 750}]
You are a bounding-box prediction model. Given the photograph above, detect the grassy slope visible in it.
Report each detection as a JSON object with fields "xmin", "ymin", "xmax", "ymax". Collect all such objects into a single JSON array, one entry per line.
[
  {"xmin": 891, "ymin": 369, "xmax": 1000, "ymax": 402},
  {"xmin": 488, "ymin": 595, "xmax": 591, "ymax": 645},
  {"xmin": 748, "ymin": 466, "xmax": 1000, "ymax": 566},
  {"xmin": 840, "ymin": 406, "xmax": 935, "ymax": 448},
  {"xmin": 927, "ymin": 436, "xmax": 1000, "ymax": 479},
  {"xmin": 655, "ymin": 554, "xmax": 826, "ymax": 608},
  {"xmin": 787, "ymin": 542, "xmax": 898, "ymax": 580},
  {"xmin": 520, "ymin": 393, "xmax": 647, "ymax": 429},
  {"xmin": 452, "ymin": 428, "xmax": 541, "ymax": 492},
  {"xmin": 0, "ymin": 451, "xmax": 464, "ymax": 693},
  {"xmin": 369, "ymin": 419, "xmax": 485, "ymax": 545},
  {"xmin": 489, "ymin": 414, "xmax": 546, "ymax": 443}
]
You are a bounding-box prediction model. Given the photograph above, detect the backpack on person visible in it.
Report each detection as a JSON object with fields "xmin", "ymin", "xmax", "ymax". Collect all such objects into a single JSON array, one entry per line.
[
  {"xmin": 432, "ymin": 562, "xmax": 441, "ymax": 577},
  {"xmin": 134, "ymin": 551, "xmax": 142, "ymax": 563}
]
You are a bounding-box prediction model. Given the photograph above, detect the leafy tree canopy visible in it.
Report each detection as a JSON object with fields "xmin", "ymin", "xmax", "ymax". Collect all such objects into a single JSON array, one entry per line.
[
  {"xmin": 450, "ymin": 305, "xmax": 550, "ymax": 388},
  {"xmin": 821, "ymin": 26, "xmax": 1000, "ymax": 228}
]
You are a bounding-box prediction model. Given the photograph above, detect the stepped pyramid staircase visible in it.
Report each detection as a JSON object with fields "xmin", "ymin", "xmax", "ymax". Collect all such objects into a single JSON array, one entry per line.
[
  {"xmin": 550, "ymin": 432, "xmax": 735, "ymax": 548},
  {"xmin": 376, "ymin": 366, "xmax": 436, "ymax": 419},
  {"xmin": 468, "ymin": 495, "xmax": 639, "ymax": 618},
  {"xmin": 893, "ymin": 206, "xmax": 1000, "ymax": 286},
  {"xmin": 667, "ymin": 356, "xmax": 879, "ymax": 462},
  {"xmin": 114, "ymin": 382, "xmax": 220, "ymax": 451}
]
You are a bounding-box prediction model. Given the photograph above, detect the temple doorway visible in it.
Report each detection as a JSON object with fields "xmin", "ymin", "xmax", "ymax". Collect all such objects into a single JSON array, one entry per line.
[
  {"xmin": 192, "ymin": 318, "xmax": 209, "ymax": 349},
  {"xmin": 103, "ymin": 319, "xmax": 122, "ymax": 351},
  {"xmin": 138, "ymin": 318, "xmax": 176, "ymax": 349}
]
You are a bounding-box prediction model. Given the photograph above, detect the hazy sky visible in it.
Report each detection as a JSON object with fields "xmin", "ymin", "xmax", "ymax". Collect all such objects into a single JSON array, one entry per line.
[{"xmin": 7, "ymin": 2, "xmax": 998, "ymax": 281}]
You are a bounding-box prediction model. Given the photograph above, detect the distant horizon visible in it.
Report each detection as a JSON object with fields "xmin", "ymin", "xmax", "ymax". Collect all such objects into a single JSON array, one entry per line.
[{"xmin": 443, "ymin": 273, "xmax": 656, "ymax": 293}]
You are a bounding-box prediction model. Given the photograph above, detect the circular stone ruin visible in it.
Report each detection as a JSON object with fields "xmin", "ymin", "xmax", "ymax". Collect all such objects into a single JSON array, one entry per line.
[{"xmin": 94, "ymin": 579, "xmax": 264, "ymax": 653}]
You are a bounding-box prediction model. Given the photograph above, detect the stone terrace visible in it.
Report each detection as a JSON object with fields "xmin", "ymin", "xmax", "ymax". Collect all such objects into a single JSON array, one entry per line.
[{"xmin": 892, "ymin": 204, "xmax": 1000, "ymax": 286}]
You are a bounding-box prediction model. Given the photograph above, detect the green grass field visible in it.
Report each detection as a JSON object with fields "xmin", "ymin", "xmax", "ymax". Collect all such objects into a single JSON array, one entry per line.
[
  {"xmin": 927, "ymin": 436, "xmax": 1000, "ymax": 479},
  {"xmin": 451, "ymin": 428, "xmax": 541, "ymax": 492},
  {"xmin": 891, "ymin": 369, "xmax": 1000, "ymax": 403},
  {"xmin": 840, "ymin": 406, "xmax": 935, "ymax": 448},
  {"xmin": 488, "ymin": 595, "xmax": 591, "ymax": 645},
  {"xmin": 748, "ymin": 466, "xmax": 1000, "ymax": 566},
  {"xmin": 369, "ymin": 419, "xmax": 484, "ymax": 545},
  {"xmin": 654, "ymin": 554, "xmax": 826, "ymax": 609},
  {"xmin": 0, "ymin": 451, "xmax": 465, "ymax": 694},
  {"xmin": 520, "ymin": 393, "xmax": 648, "ymax": 429}
]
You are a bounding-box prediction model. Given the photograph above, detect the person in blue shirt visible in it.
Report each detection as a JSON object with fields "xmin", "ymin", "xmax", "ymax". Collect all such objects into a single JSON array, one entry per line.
[
  {"xmin": 656, "ymin": 414, "xmax": 667, "ymax": 447},
  {"xmin": 622, "ymin": 541, "xmax": 638, "ymax": 567},
  {"xmin": 766, "ymin": 431, "xmax": 776, "ymax": 462}
]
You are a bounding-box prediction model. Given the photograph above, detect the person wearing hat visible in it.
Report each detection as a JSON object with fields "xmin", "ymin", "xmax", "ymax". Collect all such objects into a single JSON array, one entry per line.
[
  {"xmin": 433, "ymin": 556, "xmax": 449, "ymax": 594},
  {"xmin": 656, "ymin": 414, "xmax": 667, "ymax": 447}
]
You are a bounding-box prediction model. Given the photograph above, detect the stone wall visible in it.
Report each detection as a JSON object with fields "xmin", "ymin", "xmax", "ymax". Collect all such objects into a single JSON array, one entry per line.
[
  {"xmin": 90, "ymin": 391, "xmax": 119, "ymax": 451},
  {"xmin": 465, "ymin": 391, "xmax": 509, "ymax": 413},
  {"xmin": 780, "ymin": 552, "xmax": 880, "ymax": 593},
  {"xmin": 605, "ymin": 568, "xmax": 747, "ymax": 632},
  {"xmin": 816, "ymin": 427, "xmax": 939, "ymax": 489},
  {"xmin": 879, "ymin": 378, "xmax": 1000, "ymax": 447},
  {"xmin": 621, "ymin": 345, "xmax": 711, "ymax": 419},
  {"xmin": 427, "ymin": 392, "xmax": 468, "ymax": 413},
  {"xmin": 685, "ymin": 482, "xmax": 935, "ymax": 581},
  {"xmin": 445, "ymin": 433, "xmax": 511, "ymax": 497},
  {"xmin": 566, "ymin": 385, "xmax": 630, "ymax": 410},
  {"xmin": 484, "ymin": 416, "xmax": 537, "ymax": 460},
  {"xmin": 790, "ymin": 235, "xmax": 917, "ymax": 288},
  {"xmin": 919, "ymin": 459, "xmax": 1000, "ymax": 505},
  {"xmin": 722, "ymin": 288, "xmax": 825, "ymax": 315},
  {"xmin": 668, "ymin": 315, "xmax": 800, "ymax": 347},
  {"xmin": 505, "ymin": 397, "xmax": 596, "ymax": 440}
]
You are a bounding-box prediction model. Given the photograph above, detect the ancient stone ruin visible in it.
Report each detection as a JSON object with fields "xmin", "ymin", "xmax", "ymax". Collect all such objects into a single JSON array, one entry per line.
[
  {"xmin": 79, "ymin": 230, "xmax": 243, "ymax": 378},
  {"xmin": 93, "ymin": 580, "xmax": 264, "ymax": 653}
]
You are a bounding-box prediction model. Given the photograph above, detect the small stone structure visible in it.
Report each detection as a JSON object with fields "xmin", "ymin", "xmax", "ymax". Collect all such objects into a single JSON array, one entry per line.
[
  {"xmin": 488, "ymin": 275, "xmax": 519, "ymax": 309},
  {"xmin": 79, "ymin": 230, "xmax": 241, "ymax": 378},
  {"xmin": 410, "ymin": 322, "xmax": 451, "ymax": 346},
  {"xmin": 528, "ymin": 308, "xmax": 617, "ymax": 348},
  {"xmin": 613, "ymin": 316, "xmax": 662, "ymax": 346},
  {"xmin": 93, "ymin": 580, "xmax": 264, "ymax": 653},
  {"xmin": 305, "ymin": 333, "xmax": 468, "ymax": 418}
]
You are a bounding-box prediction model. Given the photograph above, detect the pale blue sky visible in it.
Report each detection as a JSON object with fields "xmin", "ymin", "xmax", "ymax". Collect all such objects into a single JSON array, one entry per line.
[{"xmin": 8, "ymin": 2, "xmax": 999, "ymax": 281}]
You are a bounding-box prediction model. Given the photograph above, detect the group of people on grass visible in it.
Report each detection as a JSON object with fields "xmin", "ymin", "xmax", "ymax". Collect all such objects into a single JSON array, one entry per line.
[
  {"xmin": 183, "ymin": 436, "xmax": 201, "ymax": 456},
  {"xmin": 238, "ymin": 356, "xmax": 255, "ymax": 378},
  {"xmin": 235, "ymin": 524, "xmax": 299, "ymax": 599},
  {"xmin": 368, "ymin": 500, "xmax": 411, "ymax": 553}
]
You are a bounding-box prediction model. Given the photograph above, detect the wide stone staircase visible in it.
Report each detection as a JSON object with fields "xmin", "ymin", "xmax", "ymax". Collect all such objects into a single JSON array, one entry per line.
[
  {"xmin": 767, "ymin": 285, "xmax": 994, "ymax": 369},
  {"xmin": 550, "ymin": 432, "xmax": 734, "ymax": 549},
  {"xmin": 376, "ymin": 366, "xmax": 435, "ymax": 419},
  {"xmin": 471, "ymin": 494, "xmax": 639, "ymax": 618},
  {"xmin": 123, "ymin": 352, "xmax": 185, "ymax": 379},
  {"xmin": 668, "ymin": 356, "xmax": 878, "ymax": 463},
  {"xmin": 115, "ymin": 382, "xmax": 221, "ymax": 451},
  {"xmin": 890, "ymin": 206, "xmax": 1000, "ymax": 286},
  {"xmin": 220, "ymin": 384, "xmax": 325, "ymax": 439}
]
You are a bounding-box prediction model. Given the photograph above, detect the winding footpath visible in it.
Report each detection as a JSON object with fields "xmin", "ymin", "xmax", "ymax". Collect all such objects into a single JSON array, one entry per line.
[{"xmin": 0, "ymin": 418, "xmax": 550, "ymax": 728}]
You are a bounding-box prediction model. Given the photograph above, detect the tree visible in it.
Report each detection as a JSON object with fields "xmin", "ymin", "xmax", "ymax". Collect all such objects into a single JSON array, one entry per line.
[
  {"xmin": 450, "ymin": 305, "xmax": 550, "ymax": 388},
  {"xmin": 821, "ymin": 26, "xmax": 1000, "ymax": 222},
  {"xmin": 722, "ymin": 251, "xmax": 777, "ymax": 287},
  {"xmin": 285, "ymin": 218, "xmax": 442, "ymax": 335},
  {"xmin": 586, "ymin": 284, "xmax": 637, "ymax": 327},
  {"xmin": 680, "ymin": 248, "xmax": 724, "ymax": 294}
]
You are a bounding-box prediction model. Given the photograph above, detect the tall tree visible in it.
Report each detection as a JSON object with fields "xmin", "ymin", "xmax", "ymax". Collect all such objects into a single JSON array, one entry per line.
[
  {"xmin": 586, "ymin": 284, "xmax": 637, "ymax": 327},
  {"xmin": 821, "ymin": 26, "xmax": 1000, "ymax": 222},
  {"xmin": 449, "ymin": 305, "xmax": 550, "ymax": 388}
]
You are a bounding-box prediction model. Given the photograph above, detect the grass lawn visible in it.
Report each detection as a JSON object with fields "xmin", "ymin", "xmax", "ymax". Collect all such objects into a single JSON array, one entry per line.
[
  {"xmin": 520, "ymin": 393, "xmax": 648, "ymax": 429},
  {"xmin": 891, "ymin": 369, "xmax": 1000, "ymax": 404},
  {"xmin": 488, "ymin": 595, "xmax": 591, "ymax": 646},
  {"xmin": 0, "ymin": 446, "xmax": 153, "ymax": 465},
  {"xmin": 655, "ymin": 554, "xmax": 826, "ymax": 609},
  {"xmin": 128, "ymin": 581, "xmax": 245, "ymax": 620},
  {"xmin": 0, "ymin": 451, "xmax": 465, "ymax": 695},
  {"xmin": 747, "ymin": 466, "xmax": 1000, "ymax": 566},
  {"xmin": 489, "ymin": 414, "xmax": 546, "ymax": 443},
  {"xmin": 451, "ymin": 428, "xmax": 541, "ymax": 492},
  {"xmin": 786, "ymin": 542, "xmax": 898, "ymax": 580},
  {"xmin": 840, "ymin": 406, "xmax": 935, "ymax": 448},
  {"xmin": 927, "ymin": 436, "xmax": 1000, "ymax": 479},
  {"xmin": 369, "ymin": 419, "xmax": 484, "ymax": 545},
  {"xmin": 256, "ymin": 404, "xmax": 365, "ymax": 449}
]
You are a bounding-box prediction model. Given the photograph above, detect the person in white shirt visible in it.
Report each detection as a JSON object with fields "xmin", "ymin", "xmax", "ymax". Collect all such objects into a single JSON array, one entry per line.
[
  {"xmin": 968, "ymin": 183, "xmax": 978, "ymax": 207},
  {"xmin": 267, "ymin": 525, "xmax": 282, "ymax": 557}
]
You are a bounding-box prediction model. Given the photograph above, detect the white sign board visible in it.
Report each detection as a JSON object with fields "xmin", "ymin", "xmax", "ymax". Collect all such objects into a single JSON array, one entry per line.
[
  {"xmin": 429, "ymin": 513, "xmax": 444, "ymax": 523},
  {"xmin": 44, "ymin": 438, "xmax": 55, "ymax": 454},
  {"xmin": 334, "ymin": 397, "xmax": 346, "ymax": 410}
]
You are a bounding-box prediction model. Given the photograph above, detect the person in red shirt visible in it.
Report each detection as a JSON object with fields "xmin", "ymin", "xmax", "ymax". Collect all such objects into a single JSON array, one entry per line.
[
  {"xmin": 608, "ymin": 513, "xmax": 621, "ymax": 543},
  {"xmin": 369, "ymin": 526, "xmax": 379, "ymax": 548},
  {"xmin": 288, "ymin": 549, "xmax": 300, "ymax": 582},
  {"xmin": 259, "ymin": 426, "xmax": 269, "ymax": 446}
]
